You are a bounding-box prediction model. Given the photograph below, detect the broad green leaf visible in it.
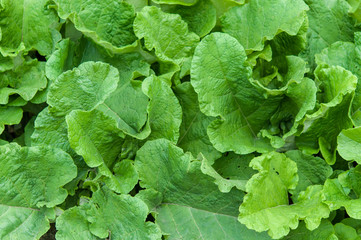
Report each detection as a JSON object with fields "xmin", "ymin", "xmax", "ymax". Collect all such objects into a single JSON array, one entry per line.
[
  {"xmin": 301, "ymin": 0, "xmax": 358, "ymax": 69},
  {"xmin": 78, "ymin": 39, "xmax": 151, "ymax": 81},
  {"xmin": 47, "ymin": 61, "xmax": 119, "ymax": 116},
  {"xmin": 0, "ymin": 207, "xmax": 50, "ymax": 240},
  {"xmin": 221, "ymin": 0, "xmax": 308, "ymax": 51},
  {"xmin": 87, "ymin": 188, "xmax": 162, "ymax": 240},
  {"xmin": 284, "ymin": 220, "xmax": 338, "ymax": 240},
  {"xmin": 191, "ymin": 32, "xmax": 282, "ymax": 154},
  {"xmin": 56, "ymin": 188, "xmax": 161, "ymax": 240},
  {"xmin": 239, "ymin": 152, "xmax": 330, "ymax": 239},
  {"xmin": 285, "ymin": 150, "xmax": 333, "ymax": 197},
  {"xmin": 31, "ymin": 107, "xmax": 77, "ymax": 159},
  {"xmin": 56, "ymin": 205, "xmax": 99, "ymax": 240},
  {"xmin": 338, "ymin": 127, "xmax": 361, "ymax": 164},
  {"xmin": 152, "ymin": 0, "xmax": 198, "ymax": 5},
  {"xmin": 135, "ymin": 139, "xmax": 268, "ymax": 239},
  {"xmin": 322, "ymin": 178, "xmax": 361, "ymax": 219},
  {"xmin": 174, "ymin": 82, "xmax": 221, "ymax": 161},
  {"xmin": 315, "ymin": 33, "xmax": 361, "ymax": 125},
  {"xmin": 53, "ymin": 0, "xmax": 138, "ymax": 52},
  {"xmin": 134, "ymin": 6, "xmax": 199, "ymax": 62},
  {"xmin": 45, "ymin": 39, "xmax": 76, "ymax": 82},
  {"xmin": 0, "ymin": 0, "xmax": 61, "ymax": 56},
  {"xmin": 157, "ymin": 204, "xmax": 270, "ymax": 240},
  {"xmin": 142, "ymin": 75, "xmax": 182, "ymax": 143},
  {"xmin": 339, "ymin": 165, "xmax": 361, "ymax": 199},
  {"xmin": 0, "ymin": 106, "xmax": 22, "ymax": 134},
  {"xmin": 161, "ymin": 0, "xmax": 217, "ymax": 37},
  {"xmin": 124, "ymin": 0, "xmax": 148, "ymax": 12},
  {"xmin": 0, "ymin": 143, "xmax": 77, "ymax": 208},
  {"xmin": 31, "ymin": 107, "xmax": 87, "ymax": 195},
  {"xmin": 0, "ymin": 60, "xmax": 47, "ymax": 104},
  {"xmin": 334, "ymin": 223, "xmax": 361, "ymax": 240},
  {"xmin": 296, "ymin": 66, "xmax": 357, "ymax": 164},
  {"xmin": 66, "ymin": 109, "xmax": 137, "ymax": 194},
  {"xmin": 66, "ymin": 109, "xmax": 123, "ymax": 168}
]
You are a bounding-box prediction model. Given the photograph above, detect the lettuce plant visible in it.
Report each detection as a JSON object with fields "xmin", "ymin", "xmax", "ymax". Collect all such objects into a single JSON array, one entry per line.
[{"xmin": 2, "ymin": 0, "xmax": 361, "ymax": 239}]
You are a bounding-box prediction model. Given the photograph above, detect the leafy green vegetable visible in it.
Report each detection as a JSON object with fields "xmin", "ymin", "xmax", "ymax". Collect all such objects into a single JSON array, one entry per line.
[{"xmin": 3, "ymin": 0, "xmax": 361, "ymax": 239}]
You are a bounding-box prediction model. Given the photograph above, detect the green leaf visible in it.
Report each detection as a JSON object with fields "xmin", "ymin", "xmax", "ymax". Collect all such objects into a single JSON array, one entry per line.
[
  {"xmin": 151, "ymin": 0, "xmax": 198, "ymax": 6},
  {"xmin": 338, "ymin": 127, "xmax": 361, "ymax": 164},
  {"xmin": 0, "ymin": 59, "xmax": 47, "ymax": 104},
  {"xmin": 284, "ymin": 220, "xmax": 338, "ymax": 240},
  {"xmin": 135, "ymin": 139, "xmax": 268, "ymax": 239},
  {"xmin": 174, "ymin": 82, "xmax": 221, "ymax": 161},
  {"xmin": 142, "ymin": 75, "xmax": 182, "ymax": 143},
  {"xmin": 161, "ymin": 0, "xmax": 217, "ymax": 37},
  {"xmin": 47, "ymin": 61, "xmax": 119, "ymax": 116},
  {"xmin": 0, "ymin": 207, "xmax": 50, "ymax": 240},
  {"xmin": 322, "ymin": 178, "xmax": 361, "ymax": 219},
  {"xmin": 201, "ymin": 152, "xmax": 256, "ymax": 192},
  {"xmin": 0, "ymin": 0, "xmax": 61, "ymax": 56},
  {"xmin": 239, "ymin": 152, "xmax": 330, "ymax": 239},
  {"xmin": 56, "ymin": 188, "xmax": 161, "ymax": 240},
  {"xmin": 285, "ymin": 150, "xmax": 333, "ymax": 197},
  {"xmin": 296, "ymin": 66, "xmax": 357, "ymax": 164},
  {"xmin": 314, "ymin": 34, "xmax": 361, "ymax": 125},
  {"xmin": 66, "ymin": 109, "xmax": 136, "ymax": 194},
  {"xmin": 191, "ymin": 32, "xmax": 282, "ymax": 154},
  {"xmin": 53, "ymin": 0, "xmax": 138, "ymax": 52},
  {"xmin": 0, "ymin": 106, "xmax": 22, "ymax": 134},
  {"xmin": 56, "ymin": 205, "xmax": 98, "ymax": 240},
  {"xmin": 134, "ymin": 6, "xmax": 199, "ymax": 62},
  {"xmin": 301, "ymin": 0, "xmax": 358, "ymax": 69},
  {"xmin": 87, "ymin": 188, "xmax": 162, "ymax": 240},
  {"xmin": 221, "ymin": 0, "xmax": 308, "ymax": 51},
  {"xmin": 0, "ymin": 143, "xmax": 77, "ymax": 208},
  {"xmin": 157, "ymin": 204, "xmax": 271, "ymax": 240}
]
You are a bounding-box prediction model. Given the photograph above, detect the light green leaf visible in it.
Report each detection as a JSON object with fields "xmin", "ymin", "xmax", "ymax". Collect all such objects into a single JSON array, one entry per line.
[
  {"xmin": 66, "ymin": 109, "xmax": 123, "ymax": 168},
  {"xmin": 315, "ymin": 34, "xmax": 361, "ymax": 125},
  {"xmin": 66, "ymin": 109, "xmax": 134, "ymax": 194},
  {"xmin": 0, "ymin": 59, "xmax": 47, "ymax": 104},
  {"xmin": 151, "ymin": 0, "xmax": 198, "ymax": 6},
  {"xmin": 338, "ymin": 127, "xmax": 361, "ymax": 164},
  {"xmin": 135, "ymin": 139, "xmax": 267, "ymax": 239},
  {"xmin": 45, "ymin": 38, "xmax": 76, "ymax": 82},
  {"xmin": 239, "ymin": 152, "xmax": 330, "ymax": 239},
  {"xmin": 0, "ymin": 0, "xmax": 61, "ymax": 56},
  {"xmin": 161, "ymin": 0, "xmax": 217, "ymax": 37},
  {"xmin": 157, "ymin": 204, "xmax": 270, "ymax": 240},
  {"xmin": 0, "ymin": 106, "xmax": 22, "ymax": 134},
  {"xmin": 134, "ymin": 6, "xmax": 199, "ymax": 62},
  {"xmin": 322, "ymin": 178, "xmax": 361, "ymax": 219},
  {"xmin": 53, "ymin": 0, "xmax": 138, "ymax": 53},
  {"xmin": 285, "ymin": 150, "xmax": 333, "ymax": 197},
  {"xmin": 56, "ymin": 188, "xmax": 161, "ymax": 240},
  {"xmin": 174, "ymin": 82, "xmax": 221, "ymax": 161},
  {"xmin": 0, "ymin": 143, "xmax": 77, "ymax": 208},
  {"xmin": 191, "ymin": 32, "xmax": 282, "ymax": 154},
  {"xmin": 221, "ymin": 0, "xmax": 308, "ymax": 51},
  {"xmin": 302, "ymin": 0, "xmax": 358, "ymax": 69},
  {"xmin": 87, "ymin": 188, "xmax": 162, "ymax": 240},
  {"xmin": 47, "ymin": 61, "xmax": 119, "ymax": 116},
  {"xmin": 142, "ymin": 75, "xmax": 182, "ymax": 143},
  {"xmin": 296, "ymin": 66, "xmax": 357, "ymax": 164},
  {"xmin": 0, "ymin": 207, "xmax": 50, "ymax": 240},
  {"xmin": 56, "ymin": 205, "xmax": 99, "ymax": 240}
]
